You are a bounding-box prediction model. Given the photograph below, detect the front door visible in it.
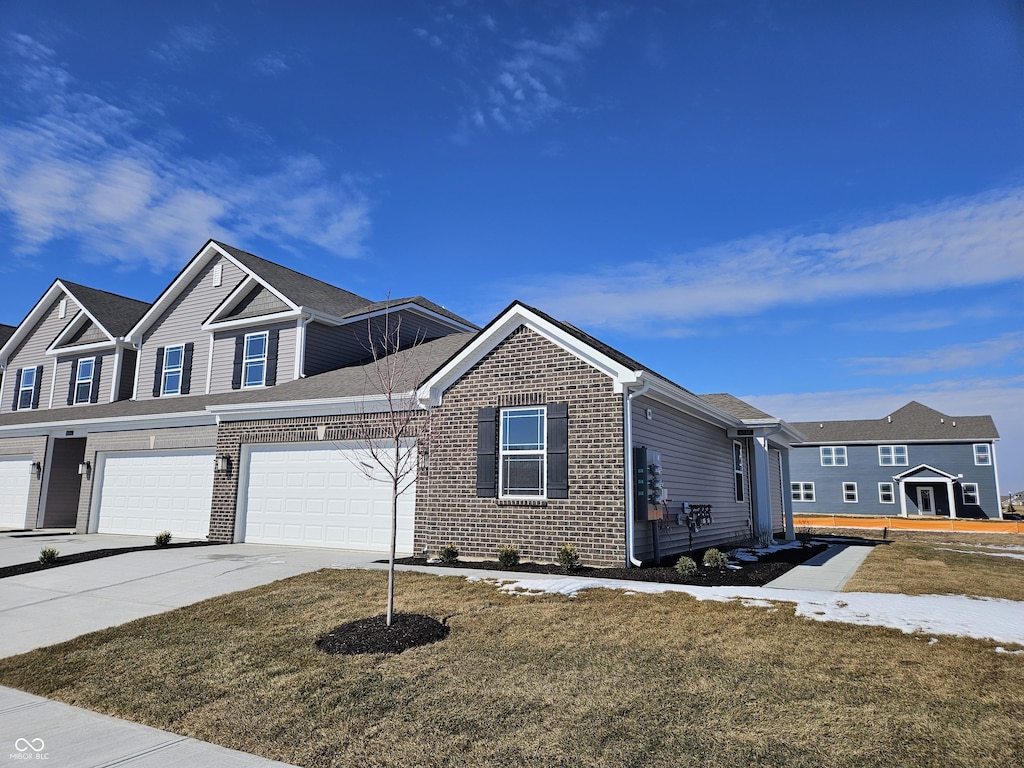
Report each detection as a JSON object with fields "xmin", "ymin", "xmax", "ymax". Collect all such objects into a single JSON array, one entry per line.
[{"xmin": 917, "ymin": 487, "xmax": 934, "ymax": 515}]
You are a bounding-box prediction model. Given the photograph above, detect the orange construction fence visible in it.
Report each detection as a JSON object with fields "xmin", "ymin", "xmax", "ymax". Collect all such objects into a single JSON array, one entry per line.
[{"xmin": 794, "ymin": 514, "xmax": 1024, "ymax": 535}]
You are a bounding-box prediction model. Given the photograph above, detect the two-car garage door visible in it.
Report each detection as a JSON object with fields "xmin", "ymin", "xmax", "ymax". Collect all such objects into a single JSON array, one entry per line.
[{"xmin": 240, "ymin": 442, "xmax": 415, "ymax": 553}]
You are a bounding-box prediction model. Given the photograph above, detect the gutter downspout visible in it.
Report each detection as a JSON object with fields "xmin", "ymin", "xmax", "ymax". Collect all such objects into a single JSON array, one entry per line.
[{"xmin": 624, "ymin": 378, "xmax": 650, "ymax": 567}]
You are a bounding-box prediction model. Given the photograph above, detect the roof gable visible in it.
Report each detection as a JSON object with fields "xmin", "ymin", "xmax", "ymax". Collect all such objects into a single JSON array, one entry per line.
[
  {"xmin": 893, "ymin": 463, "xmax": 960, "ymax": 481},
  {"xmin": 792, "ymin": 401, "xmax": 999, "ymax": 443}
]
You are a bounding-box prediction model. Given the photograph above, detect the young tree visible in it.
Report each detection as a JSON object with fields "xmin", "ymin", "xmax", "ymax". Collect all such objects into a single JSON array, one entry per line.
[{"xmin": 350, "ymin": 303, "xmax": 429, "ymax": 626}]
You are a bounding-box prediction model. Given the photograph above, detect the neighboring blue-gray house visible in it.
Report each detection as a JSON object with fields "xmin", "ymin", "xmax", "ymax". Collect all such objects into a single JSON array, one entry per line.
[{"xmin": 788, "ymin": 402, "xmax": 1001, "ymax": 519}]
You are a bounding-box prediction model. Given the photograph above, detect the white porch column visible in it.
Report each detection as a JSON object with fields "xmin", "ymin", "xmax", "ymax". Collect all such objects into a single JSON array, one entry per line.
[
  {"xmin": 780, "ymin": 445, "xmax": 795, "ymax": 541},
  {"xmin": 898, "ymin": 477, "xmax": 908, "ymax": 517},
  {"xmin": 946, "ymin": 478, "xmax": 957, "ymax": 519},
  {"xmin": 751, "ymin": 436, "xmax": 774, "ymax": 547}
]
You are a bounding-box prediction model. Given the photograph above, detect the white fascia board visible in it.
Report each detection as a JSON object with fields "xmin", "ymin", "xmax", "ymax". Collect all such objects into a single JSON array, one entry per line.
[
  {"xmin": 47, "ymin": 304, "xmax": 116, "ymax": 353},
  {"xmin": 343, "ymin": 302, "xmax": 476, "ymax": 333},
  {"xmin": 0, "ymin": 410, "xmax": 215, "ymax": 439},
  {"xmin": 1, "ymin": 280, "xmax": 74, "ymax": 365},
  {"xmin": 418, "ymin": 305, "xmax": 638, "ymax": 403},
  {"xmin": 202, "ymin": 309, "xmax": 304, "ymax": 333},
  {"xmin": 46, "ymin": 339, "xmax": 121, "ymax": 357},
  {"xmin": 792, "ymin": 437, "xmax": 989, "ymax": 446},
  {"xmin": 207, "ymin": 393, "xmax": 412, "ymax": 421},
  {"xmin": 202, "ymin": 274, "xmax": 302, "ymax": 330},
  {"xmin": 892, "ymin": 463, "xmax": 960, "ymax": 481},
  {"xmin": 637, "ymin": 376, "xmax": 743, "ymax": 430}
]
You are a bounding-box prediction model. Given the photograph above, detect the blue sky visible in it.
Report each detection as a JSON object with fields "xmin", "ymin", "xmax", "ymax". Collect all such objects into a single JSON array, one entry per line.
[{"xmin": 1, "ymin": 1, "xmax": 1022, "ymax": 492}]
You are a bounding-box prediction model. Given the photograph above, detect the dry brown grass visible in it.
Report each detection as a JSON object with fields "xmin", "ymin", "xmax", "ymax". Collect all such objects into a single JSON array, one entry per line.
[
  {"xmin": 803, "ymin": 528, "xmax": 1024, "ymax": 601},
  {"xmin": 0, "ymin": 569, "xmax": 1022, "ymax": 768}
]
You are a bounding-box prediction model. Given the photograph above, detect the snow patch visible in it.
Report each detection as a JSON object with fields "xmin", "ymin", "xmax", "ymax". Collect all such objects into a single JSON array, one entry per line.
[{"xmin": 936, "ymin": 548, "xmax": 1024, "ymax": 562}]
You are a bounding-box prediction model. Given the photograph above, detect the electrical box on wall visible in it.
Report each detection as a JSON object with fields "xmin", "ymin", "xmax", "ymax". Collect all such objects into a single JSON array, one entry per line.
[{"xmin": 633, "ymin": 446, "xmax": 664, "ymax": 521}]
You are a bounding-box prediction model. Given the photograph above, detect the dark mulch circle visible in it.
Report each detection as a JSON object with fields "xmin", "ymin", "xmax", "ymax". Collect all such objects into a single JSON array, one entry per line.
[
  {"xmin": 393, "ymin": 542, "xmax": 832, "ymax": 588},
  {"xmin": 316, "ymin": 613, "xmax": 450, "ymax": 656},
  {"xmin": 0, "ymin": 540, "xmax": 221, "ymax": 580}
]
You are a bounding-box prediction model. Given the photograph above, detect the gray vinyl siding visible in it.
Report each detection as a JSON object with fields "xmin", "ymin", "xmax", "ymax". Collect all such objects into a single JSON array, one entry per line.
[
  {"xmin": 138, "ymin": 254, "xmax": 246, "ymax": 400},
  {"xmin": 51, "ymin": 351, "xmax": 115, "ymax": 408},
  {"xmin": 41, "ymin": 437, "xmax": 85, "ymax": 527},
  {"xmin": 4, "ymin": 295, "xmax": 81, "ymax": 411},
  {"xmin": 789, "ymin": 441, "xmax": 1000, "ymax": 518},
  {"xmin": 209, "ymin": 321, "xmax": 296, "ymax": 392},
  {"xmin": 60, "ymin": 320, "xmax": 107, "ymax": 346},
  {"xmin": 769, "ymin": 447, "xmax": 784, "ymax": 534},
  {"xmin": 631, "ymin": 395, "xmax": 752, "ymax": 560},
  {"xmin": 225, "ymin": 286, "xmax": 290, "ymax": 320}
]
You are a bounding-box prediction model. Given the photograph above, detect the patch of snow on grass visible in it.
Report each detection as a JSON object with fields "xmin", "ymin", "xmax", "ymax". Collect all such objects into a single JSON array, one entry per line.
[
  {"xmin": 730, "ymin": 540, "xmax": 808, "ymax": 562},
  {"xmin": 936, "ymin": 548, "xmax": 1024, "ymax": 562}
]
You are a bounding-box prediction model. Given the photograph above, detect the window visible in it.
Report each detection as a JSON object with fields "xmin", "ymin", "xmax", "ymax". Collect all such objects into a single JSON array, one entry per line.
[
  {"xmin": 18, "ymin": 368, "xmax": 37, "ymax": 410},
  {"xmin": 733, "ymin": 441, "xmax": 745, "ymax": 502},
  {"xmin": 499, "ymin": 407, "xmax": 546, "ymax": 498},
  {"xmin": 962, "ymin": 483, "xmax": 979, "ymax": 505},
  {"xmin": 974, "ymin": 444, "xmax": 991, "ymax": 466},
  {"xmin": 162, "ymin": 346, "xmax": 184, "ymax": 395},
  {"xmin": 74, "ymin": 357, "xmax": 94, "ymax": 403},
  {"xmin": 878, "ymin": 482, "xmax": 895, "ymax": 504},
  {"xmin": 879, "ymin": 445, "xmax": 908, "ymax": 466},
  {"xmin": 243, "ymin": 332, "xmax": 268, "ymax": 387},
  {"xmin": 820, "ymin": 446, "xmax": 847, "ymax": 466},
  {"xmin": 791, "ymin": 482, "xmax": 815, "ymax": 502},
  {"xmin": 843, "ymin": 482, "xmax": 858, "ymax": 503}
]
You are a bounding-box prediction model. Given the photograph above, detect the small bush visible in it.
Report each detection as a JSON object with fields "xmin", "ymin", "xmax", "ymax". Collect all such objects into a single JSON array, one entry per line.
[
  {"xmin": 702, "ymin": 548, "xmax": 728, "ymax": 569},
  {"xmin": 674, "ymin": 556, "xmax": 697, "ymax": 577},
  {"xmin": 557, "ymin": 543, "xmax": 581, "ymax": 571},
  {"xmin": 438, "ymin": 543, "xmax": 459, "ymax": 564},
  {"xmin": 497, "ymin": 544, "xmax": 521, "ymax": 567},
  {"xmin": 154, "ymin": 530, "xmax": 172, "ymax": 547},
  {"xmin": 38, "ymin": 546, "xmax": 59, "ymax": 565}
]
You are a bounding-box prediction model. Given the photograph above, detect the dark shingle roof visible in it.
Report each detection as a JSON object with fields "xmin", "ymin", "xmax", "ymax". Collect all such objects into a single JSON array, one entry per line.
[
  {"xmin": 0, "ymin": 324, "xmax": 15, "ymax": 348},
  {"xmin": 214, "ymin": 241, "xmax": 372, "ymax": 318},
  {"xmin": 59, "ymin": 281, "xmax": 150, "ymax": 338},
  {"xmin": 791, "ymin": 401, "xmax": 999, "ymax": 443},
  {"xmin": 699, "ymin": 393, "xmax": 775, "ymax": 420},
  {"xmin": 345, "ymin": 296, "xmax": 478, "ymax": 329}
]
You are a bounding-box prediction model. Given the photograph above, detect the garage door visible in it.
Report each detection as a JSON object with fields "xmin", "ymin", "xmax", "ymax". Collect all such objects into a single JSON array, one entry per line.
[
  {"xmin": 241, "ymin": 442, "xmax": 415, "ymax": 552},
  {"xmin": 0, "ymin": 456, "xmax": 32, "ymax": 529},
  {"xmin": 95, "ymin": 450, "xmax": 214, "ymax": 538}
]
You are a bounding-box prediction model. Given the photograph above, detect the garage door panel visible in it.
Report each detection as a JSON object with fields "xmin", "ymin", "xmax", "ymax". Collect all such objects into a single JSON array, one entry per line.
[
  {"xmin": 96, "ymin": 451, "xmax": 213, "ymax": 538},
  {"xmin": 243, "ymin": 443, "xmax": 414, "ymax": 552},
  {"xmin": 0, "ymin": 457, "xmax": 33, "ymax": 529}
]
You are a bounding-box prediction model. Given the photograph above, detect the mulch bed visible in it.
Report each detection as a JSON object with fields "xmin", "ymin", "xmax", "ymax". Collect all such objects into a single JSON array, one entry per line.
[
  {"xmin": 393, "ymin": 542, "xmax": 831, "ymax": 588},
  {"xmin": 0, "ymin": 540, "xmax": 221, "ymax": 579},
  {"xmin": 316, "ymin": 613, "xmax": 450, "ymax": 655}
]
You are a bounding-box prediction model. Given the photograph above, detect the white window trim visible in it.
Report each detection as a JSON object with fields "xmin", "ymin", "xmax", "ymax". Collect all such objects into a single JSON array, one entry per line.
[
  {"xmin": 18, "ymin": 368, "xmax": 36, "ymax": 410},
  {"xmin": 733, "ymin": 440, "xmax": 745, "ymax": 502},
  {"xmin": 162, "ymin": 345, "xmax": 185, "ymax": 396},
  {"xmin": 878, "ymin": 482, "xmax": 895, "ymax": 504},
  {"xmin": 498, "ymin": 406, "xmax": 547, "ymax": 499},
  {"xmin": 843, "ymin": 482, "xmax": 858, "ymax": 503},
  {"xmin": 962, "ymin": 483, "xmax": 980, "ymax": 505},
  {"xmin": 973, "ymin": 444, "xmax": 991, "ymax": 466},
  {"xmin": 820, "ymin": 446, "xmax": 847, "ymax": 466},
  {"xmin": 791, "ymin": 482, "xmax": 815, "ymax": 502},
  {"xmin": 878, "ymin": 445, "xmax": 908, "ymax": 466},
  {"xmin": 243, "ymin": 331, "xmax": 269, "ymax": 388},
  {"xmin": 74, "ymin": 356, "xmax": 95, "ymax": 404}
]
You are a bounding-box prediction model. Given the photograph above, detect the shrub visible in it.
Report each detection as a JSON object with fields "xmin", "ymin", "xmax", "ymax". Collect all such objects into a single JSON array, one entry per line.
[
  {"xmin": 702, "ymin": 548, "xmax": 728, "ymax": 569},
  {"xmin": 497, "ymin": 544, "xmax": 521, "ymax": 567},
  {"xmin": 438, "ymin": 543, "xmax": 459, "ymax": 564},
  {"xmin": 557, "ymin": 543, "xmax": 581, "ymax": 571},
  {"xmin": 674, "ymin": 556, "xmax": 697, "ymax": 577},
  {"xmin": 38, "ymin": 546, "xmax": 59, "ymax": 565},
  {"xmin": 154, "ymin": 530, "xmax": 172, "ymax": 547}
]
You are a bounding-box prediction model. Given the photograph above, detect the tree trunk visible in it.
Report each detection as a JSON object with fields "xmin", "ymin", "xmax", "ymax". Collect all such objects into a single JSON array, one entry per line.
[{"xmin": 387, "ymin": 470, "xmax": 398, "ymax": 626}]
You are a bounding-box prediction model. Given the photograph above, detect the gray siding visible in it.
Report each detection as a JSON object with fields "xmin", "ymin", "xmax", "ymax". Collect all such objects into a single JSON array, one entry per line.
[
  {"xmin": 631, "ymin": 395, "xmax": 752, "ymax": 560},
  {"xmin": 225, "ymin": 286, "xmax": 290, "ymax": 320},
  {"xmin": 210, "ymin": 321, "xmax": 296, "ymax": 392},
  {"xmin": 52, "ymin": 351, "xmax": 115, "ymax": 409},
  {"xmin": 139, "ymin": 254, "xmax": 246, "ymax": 400},
  {"xmin": 4, "ymin": 295, "xmax": 81, "ymax": 411},
  {"xmin": 789, "ymin": 441, "xmax": 1000, "ymax": 518}
]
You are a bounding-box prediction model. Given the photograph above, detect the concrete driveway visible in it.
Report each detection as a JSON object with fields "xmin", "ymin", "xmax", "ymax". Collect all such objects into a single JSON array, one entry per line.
[{"xmin": 0, "ymin": 534, "xmax": 382, "ymax": 658}]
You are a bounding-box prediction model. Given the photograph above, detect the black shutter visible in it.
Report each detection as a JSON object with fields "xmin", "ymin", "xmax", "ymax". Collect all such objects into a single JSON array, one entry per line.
[
  {"xmin": 231, "ymin": 336, "xmax": 244, "ymax": 389},
  {"xmin": 152, "ymin": 347, "xmax": 165, "ymax": 398},
  {"xmin": 12, "ymin": 368, "xmax": 22, "ymax": 411},
  {"xmin": 264, "ymin": 330, "xmax": 279, "ymax": 386},
  {"xmin": 546, "ymin": 402, "xmax": 569, "ymax": 499},
  {"xmin": 476, "ymin": 407, "xmax": 497, "ymax": 497},
  {"xmin": 31, "ymin": 365, "xmax": 42, "ymax": 409},
  {"xmin": 67, "ymin": 359, "xmax": 78, "ymax": 405},
  {"xmin": 89, "ymin": 357, "xmax": 102, "ymax": 403},
  {"xmin": 180, "ymin": 342, "xmax": 194, "ymax": 395}
]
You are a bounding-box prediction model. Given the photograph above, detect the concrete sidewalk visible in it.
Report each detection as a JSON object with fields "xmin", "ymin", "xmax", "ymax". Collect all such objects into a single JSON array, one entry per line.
[
  {"xmin": 762, "ymin": 542, "xmax": 875, "ymax": 591},
  {"xmin": 0, "ymin": 686, "xmax": 296, "ymax": 767}
]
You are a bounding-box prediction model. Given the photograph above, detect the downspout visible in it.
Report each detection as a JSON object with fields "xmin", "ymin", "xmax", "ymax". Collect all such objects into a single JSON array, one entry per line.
[{"xmin": 624, "ymin": 378, "xmax": 650, "ymax": 567}]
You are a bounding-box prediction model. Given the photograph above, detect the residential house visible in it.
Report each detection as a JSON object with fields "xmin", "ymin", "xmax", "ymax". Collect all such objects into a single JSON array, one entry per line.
[
  {"xmin": 0, "ymin": 241, "xmax": 801, "ymax": 567},
  {"xmin": 788, "ymin": 402, "xmax": 1001, "ymax": 519}
]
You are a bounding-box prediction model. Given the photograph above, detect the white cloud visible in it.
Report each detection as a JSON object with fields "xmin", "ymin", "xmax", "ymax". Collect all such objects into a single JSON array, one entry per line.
[
  {"xmin": 0, "ymin": 33, "xmax": 370, "ymax": 271},
  {"xmin": 847, "ymin": 332, "xmax": 1024, "ymax": 375},
  {"xmin": 252, "ymin": 52, "xmax": 291, "ymax": 76},
  {"xmin": 516, "ymin": 188, "xmax": 1024, "ymax": 333},
  {"xmin": 148, "ymin": 24, "xmax": 217, "ymax": 67}
]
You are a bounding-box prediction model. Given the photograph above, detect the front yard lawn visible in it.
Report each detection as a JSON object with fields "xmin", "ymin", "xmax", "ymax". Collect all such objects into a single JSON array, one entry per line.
[{"xmin": 0, "ymin": 569, "xmax": 1021, "ymax": 767}]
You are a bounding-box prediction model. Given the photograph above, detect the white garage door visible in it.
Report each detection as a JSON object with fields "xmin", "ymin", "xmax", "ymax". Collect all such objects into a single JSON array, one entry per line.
[
  {"xmin": 241, "ymin": 442, "xmax": 415, "ymax": 552},
  {"xmin": 0, "ymin": 456, "xmax": 32, "ymax": 529},
  {"xmin": 95, "ymin": 450, "xmax": 214, "ymax": 538}
]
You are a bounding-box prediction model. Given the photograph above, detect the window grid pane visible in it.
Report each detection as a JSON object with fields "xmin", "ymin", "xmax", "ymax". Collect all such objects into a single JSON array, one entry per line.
[
  {"xmin": 163, "ymin": 346, "xmax": 184, "ymax": 395},
  {"xmin": 963, "ymin": 483, "xmax": 979, "ymax": 505},
  {"xmin": 501, "ymin": 456, "xmax": 544, "ymax": 496},
  {"xmin": 243, "ymin": 334, "xmax": 268, "ymax": 388},
  {"xmin": 974, "ymin": 444, "xmax": 991, "ymax": 465},
  {"xmin": 499, "ymin": 407, "xmax": 546, "ymax": 498},
  {"xmin": 879, "ymin": 483, "xmax": 895, "ymax": 504},
  {"xmin": 843, "ymin": 482, "xmax": 858, "ymax": 503}
]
